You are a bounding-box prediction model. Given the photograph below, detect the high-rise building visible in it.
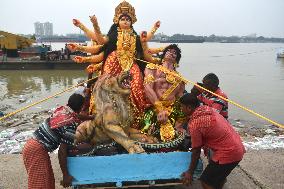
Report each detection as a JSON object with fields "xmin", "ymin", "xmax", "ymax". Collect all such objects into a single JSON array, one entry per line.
[
  {"xmin": 34, "ymin": 22, "xmax": 44, "ymax": 37},
  {"xmin": 44, "ymin": 22, "xmax": 53, "ymax": 36},
  {"xmin": 34, "ymin": 22, "xmax": 53, "ymax": 37}
]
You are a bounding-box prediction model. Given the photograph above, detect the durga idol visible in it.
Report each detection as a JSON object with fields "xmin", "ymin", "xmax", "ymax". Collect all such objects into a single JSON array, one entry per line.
[{"xmin": 68, "ymin": 1, "xmax": 163, "ymax": 128}]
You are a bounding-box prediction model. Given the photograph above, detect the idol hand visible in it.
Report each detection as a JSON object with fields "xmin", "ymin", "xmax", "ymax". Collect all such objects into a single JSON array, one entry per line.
[
  {"xmin": 73, "ymin": 56, "xmax": 84, "ymax": 63},
  {"xmin": 89, "ymin": 15, "xmax": 98, "ymax": 26},
  {"xmin": 140, "ymin": 31, "xmax": 147, "ymax": 42},
  {"xmin": 72, "ymin": 19, "xmax": 81, "ymax": 27},
  {"xmin": 67, "ymin": 43, "xmax": 78, "ymax": 52},
  {"xmin": 157, "ymin": 111, "xmax": 169, "ymax": 124},
  {"xmin": 155, "ymin": 21, "xmax": 161, "ymax": 28}
]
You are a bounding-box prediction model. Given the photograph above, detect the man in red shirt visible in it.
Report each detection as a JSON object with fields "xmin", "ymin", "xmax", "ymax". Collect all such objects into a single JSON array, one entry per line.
[
  {"xmin": 180, "ymin": 93, "xmax": 245, "ymax": 189},
  {"xmin": 191, "ymin": 73, "xmax": 228, "ymax": 119}
]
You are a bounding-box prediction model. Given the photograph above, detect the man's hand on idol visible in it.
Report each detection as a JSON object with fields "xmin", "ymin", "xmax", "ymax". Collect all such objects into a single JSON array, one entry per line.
[
  {"xmin": 181, "ymin": 171, "xmax": 193, "ymax": 186},
  {"xmin": 60, "ymin": 174, "xmax": 73, "ymax": 188}
]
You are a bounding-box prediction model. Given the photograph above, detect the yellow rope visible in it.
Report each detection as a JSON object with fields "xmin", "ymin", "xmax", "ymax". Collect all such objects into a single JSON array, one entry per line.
[
  {"xmin": 0, "ymin": 77, "xmax": 98, "ymax": 122},
  {"xmin": 136, "ymin": 58, "xmax": 284, "ymax": 129}
]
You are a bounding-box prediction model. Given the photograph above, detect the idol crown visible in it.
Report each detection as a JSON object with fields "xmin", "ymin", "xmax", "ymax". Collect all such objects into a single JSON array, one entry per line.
[{"xmin": 113, "ymin": 1, "xmax": 137, "ymax": 24}]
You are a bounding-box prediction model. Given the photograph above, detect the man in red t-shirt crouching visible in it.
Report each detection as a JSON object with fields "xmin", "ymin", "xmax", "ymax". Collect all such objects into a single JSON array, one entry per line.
[{"xmin": 180, "ymin": 93, "xmax": 245, "ymax": 189}]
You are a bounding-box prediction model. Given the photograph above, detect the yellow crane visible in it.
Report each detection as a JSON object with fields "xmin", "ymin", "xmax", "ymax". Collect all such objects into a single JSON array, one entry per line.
[{"xmin": 0, "ymin": 30, "xmax": 35, "ymax": 51}]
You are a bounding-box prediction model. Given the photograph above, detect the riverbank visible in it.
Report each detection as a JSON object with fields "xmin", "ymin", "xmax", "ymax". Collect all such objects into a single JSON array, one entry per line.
[
  {"xmin": 0, "ymin": 149, "xmax": 283, "ymax": 189},
  {"xmin": 1, "ymin": 108, "xmax": 284, "ymax": 153}
]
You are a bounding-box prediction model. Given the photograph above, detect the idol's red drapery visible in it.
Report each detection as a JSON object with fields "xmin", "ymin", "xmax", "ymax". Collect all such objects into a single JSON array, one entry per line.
[{"xmin": 102, "ymin": 51, "xmax": 147, "ymax": 128}]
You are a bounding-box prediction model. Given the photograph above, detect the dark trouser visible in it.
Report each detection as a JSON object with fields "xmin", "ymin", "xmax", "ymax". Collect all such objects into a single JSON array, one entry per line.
[{"xmin": 200, "ymin": 160, "xmax": 240, "ymax": 189}]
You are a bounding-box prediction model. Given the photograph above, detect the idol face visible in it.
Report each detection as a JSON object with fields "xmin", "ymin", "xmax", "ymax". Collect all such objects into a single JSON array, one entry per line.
[
  {"xmin": 119, "ymin": 16, "xmax": 132, "ymax": 30},
  {"xmin": 164, "ymin": 48, "xmax": 177, "ymax": 61}
]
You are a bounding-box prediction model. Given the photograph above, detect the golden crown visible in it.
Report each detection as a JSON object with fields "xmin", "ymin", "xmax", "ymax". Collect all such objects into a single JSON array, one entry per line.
[{"xmin": 113, "ymin": 1, "xmax": 137, "ymax": 24}]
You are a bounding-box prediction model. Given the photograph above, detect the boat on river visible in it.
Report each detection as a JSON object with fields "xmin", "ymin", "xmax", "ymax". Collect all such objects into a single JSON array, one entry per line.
[{"xmin": 277, "ymin": 49, "xmax": 284, "ymax": 58}]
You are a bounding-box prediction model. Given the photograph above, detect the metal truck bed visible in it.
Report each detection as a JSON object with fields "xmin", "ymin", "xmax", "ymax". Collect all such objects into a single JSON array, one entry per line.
[{"xmin": 68, "ymin": 152, "xmax": 203, "ymax": 188}]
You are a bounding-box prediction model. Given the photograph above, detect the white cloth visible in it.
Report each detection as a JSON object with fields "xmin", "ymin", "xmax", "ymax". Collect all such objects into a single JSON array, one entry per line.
[{"xmin": 74, "ymin": 86, "xmax": 86, "ymax": 97}]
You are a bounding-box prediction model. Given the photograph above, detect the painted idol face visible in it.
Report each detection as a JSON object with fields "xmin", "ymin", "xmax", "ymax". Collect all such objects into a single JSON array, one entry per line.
[
  {"xmin": 164, "ymin": 48, "xmax": 177, "ymax": 61},
  {"xmin": 119, "ymin": 16, "xmax": 131, "ymax": 30}
]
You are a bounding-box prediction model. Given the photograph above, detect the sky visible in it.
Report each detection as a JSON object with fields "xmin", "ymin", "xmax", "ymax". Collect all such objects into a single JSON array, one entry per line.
[{"xmin": 1, "ymin": 0, "xmax": 284, "ymax": 38}]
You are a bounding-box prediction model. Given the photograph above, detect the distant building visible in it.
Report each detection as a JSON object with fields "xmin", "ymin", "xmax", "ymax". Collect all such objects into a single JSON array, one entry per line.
[
  {"xmin": 34, "ymin": 22, "xmax": 44, "ymax": 37},
  {"xmin": 154, "ymin": 33, "xmax": 168, "ymax": 41},
  {"xmin": 44, "ymin": 22, "xmax": 53, "ymax": 36},
  {"xmin": 246, "ymin": 33, "xmax": 257, "ymax": 38},
  {"xmin": 34, "ymin": 22, "xmax": 53, "ymax": 37}
]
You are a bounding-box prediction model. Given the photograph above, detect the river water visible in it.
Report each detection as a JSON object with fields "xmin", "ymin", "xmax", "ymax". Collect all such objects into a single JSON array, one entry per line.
[{"xmin": 1, "ymin": 42, "xmax": 284, "ymax": 126}]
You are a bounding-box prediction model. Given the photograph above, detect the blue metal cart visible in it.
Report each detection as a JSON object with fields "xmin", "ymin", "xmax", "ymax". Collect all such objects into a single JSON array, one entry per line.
[{"xmin": 68, "ymin": 152, "xmax": 203, "ymax": 188}]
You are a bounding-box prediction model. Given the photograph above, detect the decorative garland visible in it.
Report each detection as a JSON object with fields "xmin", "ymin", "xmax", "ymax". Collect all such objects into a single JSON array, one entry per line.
[{"xmin": 135, "ymin": 131, "xmax": 185, "ymax": 150}]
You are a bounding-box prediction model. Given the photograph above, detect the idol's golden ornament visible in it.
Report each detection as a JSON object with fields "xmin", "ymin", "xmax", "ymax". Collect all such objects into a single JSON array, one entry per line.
[
  {"xmin": 146, "ymin": 63, "xmax": 180, "ymax": 84},
  {"xmin": 160, "ymin": 120, "xmax": 176, "ymax": 142},
  {"xmin": 144, "ymin": 74, "xmax": 155, "ymax": 84},
  {"xmin": 153, "ymin": 100, "xmax": 176, "ymax": 141},
  {"xmin": 116, "ymin": 28, "xmax": 137, "ymax": 71},
  {"xmin": 113, "ymin": 1, "xmax": 137, "ymax": 24}
]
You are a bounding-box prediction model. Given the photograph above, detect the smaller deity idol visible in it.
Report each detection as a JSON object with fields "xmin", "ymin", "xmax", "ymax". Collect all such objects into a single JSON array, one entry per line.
[{"xmin": 142, "ymin": 44, "xmax": 186, "ymax": 142}]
